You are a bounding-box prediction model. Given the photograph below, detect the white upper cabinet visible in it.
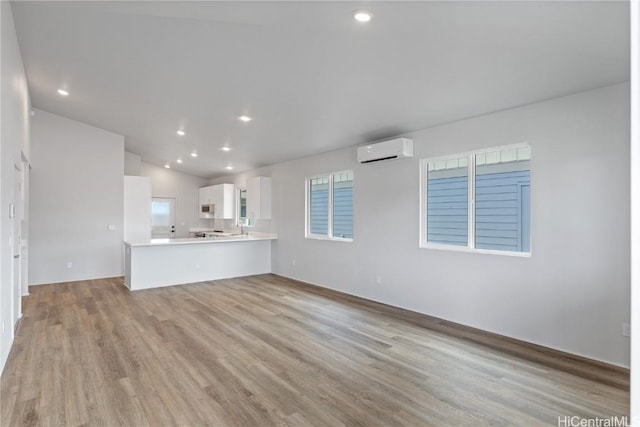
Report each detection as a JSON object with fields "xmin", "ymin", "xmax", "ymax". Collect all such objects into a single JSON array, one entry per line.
[
  {"xmin": 246, "ymin": 176, "xmax": 271, "ymax": 220},
  {"xmin": 198, "ymin": 186, "xmax": 214, "ymax": 205},
  {"xmin": 199, "ymin": 183, "xmax": 235, "ymax": 219}
]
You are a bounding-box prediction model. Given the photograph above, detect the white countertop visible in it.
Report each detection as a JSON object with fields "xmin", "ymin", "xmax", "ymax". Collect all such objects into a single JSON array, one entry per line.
[
  {"xmin": 124, "ymin": 232, "xmax": 277, "ymax": 247},
  {"xmin": 188, "ymin": 227, "xmax": 216, "ymax": 232}
]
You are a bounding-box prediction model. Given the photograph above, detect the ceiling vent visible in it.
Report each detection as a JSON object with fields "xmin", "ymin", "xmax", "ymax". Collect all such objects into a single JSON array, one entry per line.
[{"xmin": 357, "ymin": 138, "xmax": 414, "ymax": 164}]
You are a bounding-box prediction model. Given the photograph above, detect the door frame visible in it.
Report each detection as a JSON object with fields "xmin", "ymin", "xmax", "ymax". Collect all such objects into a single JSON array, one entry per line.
[{"xmin": 11, "ymin": 162, "xmax": 23, "ymax": 327}]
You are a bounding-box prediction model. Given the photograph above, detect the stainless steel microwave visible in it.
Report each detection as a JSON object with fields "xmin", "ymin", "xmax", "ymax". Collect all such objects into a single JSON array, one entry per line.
[{"xmin": 200, "ymin": 204, "xmax": 215, "ymax": 218}]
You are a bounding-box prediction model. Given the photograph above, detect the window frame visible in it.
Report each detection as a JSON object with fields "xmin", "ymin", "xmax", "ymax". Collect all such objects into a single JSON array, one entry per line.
[
  {"xmin": 305, "ymin": 170, "xmax": 354, "ymax": 242},
  {"xmin": 419, "ymin": 143, "xmax": 531, "ymax": 257}
]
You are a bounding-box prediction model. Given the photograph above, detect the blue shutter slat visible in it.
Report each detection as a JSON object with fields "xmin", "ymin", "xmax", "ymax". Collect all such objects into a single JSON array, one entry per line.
[
  {"xmin": 476, "ymin": 193, "xmax": 518, "ymax": 201},
  {"xmin": 476, "ymin": 243, "xmax": 518, "ymax": 250},
  {"xmin": 428, "ymin": 227, "xmax": 468, "ymax": 236},
  {"xmin": 428, "ymin": 181, "xmax": 469, "ymax": 190},
  {"xmin": 428, "ymin": 215, "xmax": 469, "ymax": 223},
  {"xmin": 475, "ymin": 216, "xmax": 518, "ymax": 223},
  {"xmin": 476, "ymin": 222, "xmax": 519, "ymax": 231},
  {"xmin": 429, "ymin": 195, "xmax": 468, "ymax": 203},
  {"xmin": 428, "ymin": 175, "xmax": 468, "ymax": 183},
  {"xmin": 428, "ymin": 201, "xmax": 468, "ymax": 209},
  {"xmin": 475, "ymin": 186, "xmax": 520, "ymax": 195},
  {"xmin": 427, "ymin": 235, "xmax": 468, "ymax": 246},
  {"xmin": 475, "ymin": 207, "xmax": 518, "ymax": 216},
  {"xmin": 475, "ymin": 200, "xmax": 518, "ymax": 209},
  {"xmin": 476, "ymin": 229, "xmax": 518, "ymax": 238},
  {"xmin": 428, "ymin": 208, "xmax": 469, "ymax": 216},
  {"xmin": 428, "ymin": 223, "xmax": 468, "ymax": 230},
  {"xmin": 428, "ymin": 188, "xmax": 469, "ymax": 197}
]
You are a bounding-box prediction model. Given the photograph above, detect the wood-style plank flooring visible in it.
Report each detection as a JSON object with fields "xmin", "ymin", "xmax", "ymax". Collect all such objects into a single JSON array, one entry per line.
[{"xmin": 1, "ymin": 274, "xmax": 629, "ymax": 426}]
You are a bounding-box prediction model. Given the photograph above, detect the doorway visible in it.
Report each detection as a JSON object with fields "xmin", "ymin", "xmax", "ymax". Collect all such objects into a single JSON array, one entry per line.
[{"xmin": 151, "ymin": 197, "xmax": 176, "ymax": 239}]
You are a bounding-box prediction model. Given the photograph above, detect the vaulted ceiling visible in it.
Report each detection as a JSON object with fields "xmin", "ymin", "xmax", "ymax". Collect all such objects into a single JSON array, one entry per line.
[{"xmin": 11, "ymin": 1, "xmax": 630, "ymax": 178}]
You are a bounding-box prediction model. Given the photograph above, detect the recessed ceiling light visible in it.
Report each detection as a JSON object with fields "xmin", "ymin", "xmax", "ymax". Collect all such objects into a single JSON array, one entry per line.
[
  {"xmin": 221, "ymin": 146, "xmax": 231, "ymax": 152},
  {"xmin": 57, "ymin": 89, "xmax": 69, "ymax": 96},
  {"xmin": 176, "ymin": 159, "xmax": 183, "ymax": 164},
  {"xmin": 354, "ymin": 10, "xmax": 373, "ymax": 22},
  {"xmin": 176, "ymin": 129, "xmax": 185, "ymax": 136},
  {"xmin": 238, "ymin": 115, "xmax": 252, "ymax": 122},
  {"xmin": 190, "ymin": 152, "xmax": 198, "ymax": 158},
  {"xmin": 164, "ymin": 163, "xmax": 171, "ymax": 169},
  {"xmin": 226, "ymin": 165, "xmax": 233, "ymax": 170}
]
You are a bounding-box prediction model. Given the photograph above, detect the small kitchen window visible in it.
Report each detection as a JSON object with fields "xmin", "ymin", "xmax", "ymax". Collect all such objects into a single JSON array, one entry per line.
[
  {"xmin": 306, "ymin": 170, "xmax": 353, "ymax": 241},
  {"xmin": 236, "ymin": 187, "xmax": 251, "ymax": 226}
]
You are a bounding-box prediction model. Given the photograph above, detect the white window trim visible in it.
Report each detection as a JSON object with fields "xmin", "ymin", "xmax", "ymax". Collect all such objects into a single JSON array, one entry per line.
[
  {"xmin": 305, "ymin": 170, "xmax": 354, "ymax": 242},
  {"xmin": 419, "ymin": 142, "xmax": 531, "ymax": 257}
]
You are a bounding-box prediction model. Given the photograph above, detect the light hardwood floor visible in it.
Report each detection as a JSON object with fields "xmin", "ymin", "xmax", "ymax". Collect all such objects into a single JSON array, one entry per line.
[{"xmin": 1, "ymin": 274, "xmax": 629, "ymax": 426}]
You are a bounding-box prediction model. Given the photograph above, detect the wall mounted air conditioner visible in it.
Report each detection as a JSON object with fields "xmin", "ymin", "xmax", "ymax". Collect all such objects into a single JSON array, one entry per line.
[{"xmin": 357, "ymin": 138, "xmax": 414, "ymax": 164}]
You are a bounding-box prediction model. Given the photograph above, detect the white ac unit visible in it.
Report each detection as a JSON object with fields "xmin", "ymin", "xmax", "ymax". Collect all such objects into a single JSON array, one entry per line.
[{"xmin": 357, "ymin": 138, "xmax": 414, "ymax": 164}]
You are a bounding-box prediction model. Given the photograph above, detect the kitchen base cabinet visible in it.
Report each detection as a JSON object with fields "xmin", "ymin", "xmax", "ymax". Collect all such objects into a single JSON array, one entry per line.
[{"xmin": 124, "ymin": 236, "xmax": 275, "ymax": 290}]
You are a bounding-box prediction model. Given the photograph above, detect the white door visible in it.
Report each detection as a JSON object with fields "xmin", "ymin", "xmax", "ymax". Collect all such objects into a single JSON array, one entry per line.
[{"xmin": 151, "ymin": 197, "xmax": 176, "ymax": 239}]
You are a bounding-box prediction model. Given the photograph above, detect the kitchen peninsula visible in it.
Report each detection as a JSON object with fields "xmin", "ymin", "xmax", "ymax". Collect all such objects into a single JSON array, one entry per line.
[{"xmin": 123, "ymin": 233, "xmax": 277, "ymax": 290}]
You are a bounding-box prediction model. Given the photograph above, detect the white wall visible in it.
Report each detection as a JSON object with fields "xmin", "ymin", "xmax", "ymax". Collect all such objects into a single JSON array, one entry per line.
[
  {"xmin": 124, "ymin": 151, "xmax": 142, "ymax": 176},
  {"xmin": 213, "ymin": 83, "xmax": 631, "ymax": 367},
  {"xmin": 629, "ymin": 0, "xmax": 639, "ymax": 418},
  {"xmin": 30, "ymin": 110, "xmax": 124, "ymax": 285},
  {"xmin": 1, "ymin": 1, "xmax": 32, "ymax": 373},
  {"xmin": 124, "ymin": 176, "xmax": 151, "ymax": 242},
  {"xmin": 140, "ymin": 162, "xmax": 211, "ymax": 237}
]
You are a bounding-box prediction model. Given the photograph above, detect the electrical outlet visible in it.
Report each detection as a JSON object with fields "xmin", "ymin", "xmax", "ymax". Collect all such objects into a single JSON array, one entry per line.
[
  {"xmin": 623, "ymin": 322, "xmax": 631, "ymax": 337},
  {"xmin": 107, "ymin": 224, "xmax": 116, "ymax": 231},
  {"xmin": 67, "ymin": 262, "xmax": 73, "ymax": 269},
  {"xmin": 292, "ymin": 259, "xmax": 296, "ymax": 267},
  {"xmin": 195, "ymin": 263, "xmax": 200, "ymax": 269},
  {"xmin": 376, "ymin": 275, "xmax": 382, "ymax": 285}
]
